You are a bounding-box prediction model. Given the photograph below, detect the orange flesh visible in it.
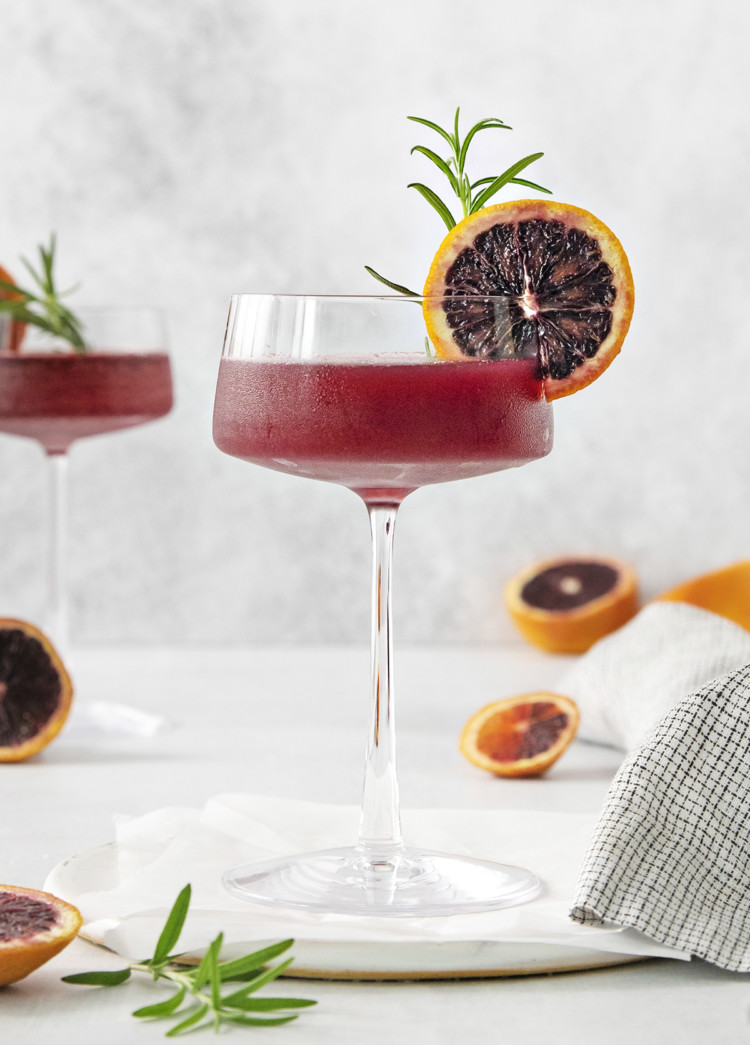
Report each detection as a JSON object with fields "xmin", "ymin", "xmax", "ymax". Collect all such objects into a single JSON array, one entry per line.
[
  {"xmin": 476, "ymin": 702, "xmax": 570, "ymax": 762},
  {"xmin": 0, "ymin": 892, "xmax": 59, "ymax": 941}
]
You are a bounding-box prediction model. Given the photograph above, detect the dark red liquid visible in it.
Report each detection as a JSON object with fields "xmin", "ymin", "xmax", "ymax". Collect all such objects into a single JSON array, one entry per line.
[
  {"xmin": 213, "ymin": 356, "xmax": 553, "ymax": 501},
  {"xmin": 0, "ymin": 352, "xmax": 173, "ymax": 454}
]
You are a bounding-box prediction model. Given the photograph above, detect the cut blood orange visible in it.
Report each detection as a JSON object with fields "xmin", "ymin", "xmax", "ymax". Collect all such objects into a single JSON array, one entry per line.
[
  {"xmin": 657, "ymin": 561, "xmax": 750, "ymax": 633},
  {"xmin": 460, "ymin": 692, "xmax": 579, "ymax": 777},
  {"xmin": 505, "ymin": 555, "xmax": 639, "ymax": 653},
  {"xmin": 0, "ymin": 885, "xmax": 82, "ymax": 985},
  {"xmin": 423, "ymin": 200, "xmax": 634, "ymax": 400},
  {"xmin": 0, "ymin": 619, "xmax": 73, "ymax": 763}
]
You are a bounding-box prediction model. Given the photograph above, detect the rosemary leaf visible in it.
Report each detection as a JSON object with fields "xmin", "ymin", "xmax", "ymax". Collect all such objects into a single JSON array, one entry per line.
[
  {"xmin": 62, "ymin": 969, "xmax": 132, "ymax": 986},
  {"xmin": 363, "ymin": 266, "xmax": 419, "ymax": 297},
  {"xmin": 152, "ymin": 883, "xmax": 191, "ymax": 964},
  {"xmin": 470, "ymin": 152, "xmax": 545, "ymax": 212},
  {"xmin": 407, "ymin": 183, "xmax": 456, "ymax": 230},
  {"xmin": 220, "ymin": 958, "xmax": 294, "ymax": 1005},
  {"xmin": 132, "ymin": 986, "xmax": 187, "ymax": 1019},
  {"xmin": 223, "ymin": 1014, "xmax": 298, "ymax": 1027},
  {"xmin": 225, "ymin": 996, "xmax": 316, "ymax": 1012},
  {"xmin": 208, "ymin": 932, "xmax": 223, "ymax": 1011},
  {"xmin": 217, "ymin": 939, "xmax": 294, "ymax": 981},
  {"xmin": 165, "ymin": 1002, "xmax": 210, "ymax": 1037},
  {"xmin": 409, "ymin": 145, "xmax": 459, "ymax": 194},
  {"xmin": 510, "ymin": 176, "xmax": 553, "ymax": 194},
  {"xmin": 457, "ymin": 116, "xmax": 512, "ymax": 171},
  {"xmin": 406, "ymin": 114, "xmax": 456, "ymax": 150}
]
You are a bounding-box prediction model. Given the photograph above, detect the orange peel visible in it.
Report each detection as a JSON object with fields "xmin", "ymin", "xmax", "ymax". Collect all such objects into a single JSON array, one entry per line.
[{"xmin": 656, "ymin": 561, "xmax": 750, "ymax": 633}]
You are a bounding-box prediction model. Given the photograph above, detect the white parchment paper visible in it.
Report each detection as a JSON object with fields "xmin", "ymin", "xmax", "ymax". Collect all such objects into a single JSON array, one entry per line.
[{"xmin": 46, "ymin": 794, "xmax": 687, "ymax": 963}]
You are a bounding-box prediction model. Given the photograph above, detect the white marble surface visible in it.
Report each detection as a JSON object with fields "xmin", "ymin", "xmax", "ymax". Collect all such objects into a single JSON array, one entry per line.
[
  {"xmin": 1, "ymin": 644, "xmax": 749, "ymax": 1044},
  {"xmin": 1, "ymin": 1, "xmax": 750, "ymax": 645}
]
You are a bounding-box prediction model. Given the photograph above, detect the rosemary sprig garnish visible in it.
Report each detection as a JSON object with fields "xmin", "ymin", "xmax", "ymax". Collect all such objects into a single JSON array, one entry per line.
[
  {"xmin": 366, "ymin": 107, "xmax": 551, "ymax": 294},
  {"xmin": 0, "ymin": 234, "xmax": 87, "ymax": 354},
  {"xmin": 62, "ymin": 884, "xmax": 317, "ymax": 1036}
]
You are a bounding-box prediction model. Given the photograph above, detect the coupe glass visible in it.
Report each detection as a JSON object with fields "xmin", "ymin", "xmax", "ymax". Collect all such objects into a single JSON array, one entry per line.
[
  {"xmin": 213, "ymin": 294, "xmax": 554, "ymax": 916},
  {"xmin": 0, "ymin": 308, "xmax": 173, "ymax": 655}
]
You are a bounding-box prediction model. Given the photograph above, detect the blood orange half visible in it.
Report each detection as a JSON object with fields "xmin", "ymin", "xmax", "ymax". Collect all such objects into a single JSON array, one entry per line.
[
  {"xmin": 423, "ymin": 200, "xmax": 634, "ymax": 400},
  {"xmin": 0, "ymin": 619, "xmax": 73, "ymax": 762},
  {"xmin": 0, "ymin": 885, "xmax": 82, "ymax": 985},
  {"xmin": 505, "ymin": 555, "xmax": 639, "ymax": 653}
]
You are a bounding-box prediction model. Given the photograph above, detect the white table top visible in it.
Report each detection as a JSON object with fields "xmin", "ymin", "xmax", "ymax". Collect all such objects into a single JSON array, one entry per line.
[{"xmin": 2, "ymin": 645, "xmax": 748, "ymax": 1043}]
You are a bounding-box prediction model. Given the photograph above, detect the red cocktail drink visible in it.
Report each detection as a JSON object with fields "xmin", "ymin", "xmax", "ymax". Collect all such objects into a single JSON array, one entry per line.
[
  {"xmin": 213, "ymin": 355, "xmax": 552, "ymax": 501},
  {"xmin": 0, "ymin": 351, "xmax": 173, "ymax": 455}
]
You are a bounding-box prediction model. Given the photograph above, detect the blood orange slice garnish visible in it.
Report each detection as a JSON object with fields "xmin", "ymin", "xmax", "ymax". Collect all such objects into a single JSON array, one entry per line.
[
  {"xmin": 460, "ymin": 692, "xmax": 579, "ymax": 777},
  {"xmin": 0, "ymin": 885, "xmax": 82, "ymax": 984},
  {"xmin": 423, "ymin": 199, "xmax": 634, "ymax": 400},
  {"xmin": 505, "ymin": 555, "xmax": 639, "ymax": 653},
  {"xmin": 0, "ymin": 619, "xmax": 73, "ymax": 763},
  {"xmin": 0, "ymin": 263, "xmax": 25, "ymax": 353}
]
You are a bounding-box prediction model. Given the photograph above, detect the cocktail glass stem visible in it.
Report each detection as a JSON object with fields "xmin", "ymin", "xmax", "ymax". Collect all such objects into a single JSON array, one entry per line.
[
  {"xmin": 46, "ymin": 451, "xmax": 69, "ymax": 654},
  {"xmin": 358, "ymin": 502, "xmax": 404, "ymax": 863}
]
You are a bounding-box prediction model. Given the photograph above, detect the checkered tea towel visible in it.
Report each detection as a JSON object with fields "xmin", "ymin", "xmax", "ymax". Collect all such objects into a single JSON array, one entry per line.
[
  {"xmin": 570, "ymin": 663, "xmax": 750, "ymax": 971},
  {"xmin": 561, "ymin": 602, "xmax": 750, "ymax": 751}
]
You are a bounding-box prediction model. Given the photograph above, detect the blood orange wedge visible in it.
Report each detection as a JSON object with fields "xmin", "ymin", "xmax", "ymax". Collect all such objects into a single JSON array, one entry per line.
[
  {"xmin": 0, "ymin": 263, "xmax": 25, "ymax": 353},
  {"xmin": 657, "ymin": 561, "xmax": 750, "ymax": 633},
  {"xmin": 460, "ymin": 692, "xmax": 579, "ymax": 777},
  {"xmin": 505, "ymin": 555, "xmax": 639, "ymax": 653},
  {"xmin": 0, "ymin": 885, "xmax": 82, "ymax": 985},
  {"xmin": 0, "ymin": 619, "xmax": 73, "ymax": 763},
  {"xmin": 423, "ymin": 200, "xmax": 634, "ymax": 400}
]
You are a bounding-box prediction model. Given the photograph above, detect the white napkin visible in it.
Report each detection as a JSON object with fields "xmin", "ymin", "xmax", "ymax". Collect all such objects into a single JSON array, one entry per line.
[
  {"xmin": 560, "ymin": 602, "xmax": 750, "ymax": 751},
  {"xmin": 45, "ymin": 794, "xmax": 685, "ymax": 964}
]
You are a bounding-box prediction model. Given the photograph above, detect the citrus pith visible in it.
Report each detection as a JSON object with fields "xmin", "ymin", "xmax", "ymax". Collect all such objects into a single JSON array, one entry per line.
[
  {"xmin": 505, "ymin": 555, "xmax": 639, "ymax": 653},
  {"xmin": 423, "ymin": 200, "xmax": 634, "ymax": 400},
  {"xmin": 460, "ymin": 692, "xmax": 579, "ymax": 777},
  {"xmin": 0, "ymin": 885, "xmax": 82, "ymax": 985},
  {"xmin": 0, "ymin": 619, "xmax": 73, "ymax": 762}
]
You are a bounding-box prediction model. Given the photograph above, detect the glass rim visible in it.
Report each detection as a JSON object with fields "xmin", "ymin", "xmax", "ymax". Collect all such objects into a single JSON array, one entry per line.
[
  {"xmin": 71, "ymin": 304, "xmax": 166, "ymax": 315},
  {"xmin": 228, "ymin": 293, "xmax": 515, "ymax": 304}
]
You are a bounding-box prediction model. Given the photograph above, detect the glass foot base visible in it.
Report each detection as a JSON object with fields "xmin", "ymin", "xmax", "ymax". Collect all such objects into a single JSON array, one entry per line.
[{"xmin": 223, "ymin": 846, "xmax": 541, "ymax": 917}]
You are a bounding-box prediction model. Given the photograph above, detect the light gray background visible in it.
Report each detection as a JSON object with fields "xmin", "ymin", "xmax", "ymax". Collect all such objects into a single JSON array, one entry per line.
[{"xmin": 0, "ymin": 0, "xmax": 748, "ymax": 645}]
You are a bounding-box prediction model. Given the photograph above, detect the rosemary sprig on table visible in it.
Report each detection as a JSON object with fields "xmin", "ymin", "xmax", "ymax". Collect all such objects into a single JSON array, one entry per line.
[
  {"xmin": 366, "ymin": 107, "xmax": 551, "ymax": 295},
  {"xmin": 0, "ymin": 234, "xmax": 88, "ymax": 353},
  {"xmin": 62, "ymin": 884, "xmax": 316, "ymax": 1036}
]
